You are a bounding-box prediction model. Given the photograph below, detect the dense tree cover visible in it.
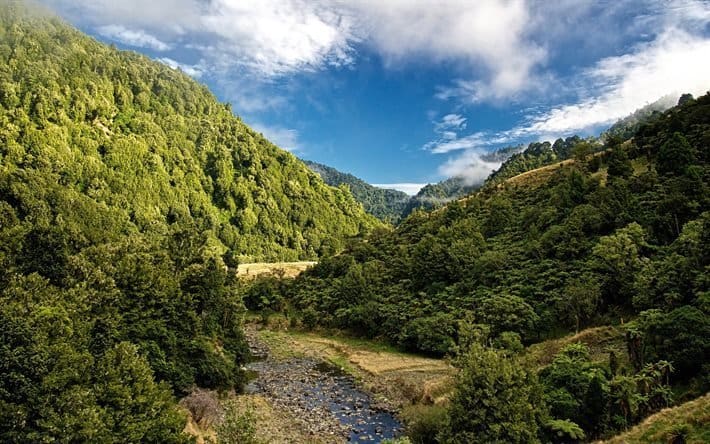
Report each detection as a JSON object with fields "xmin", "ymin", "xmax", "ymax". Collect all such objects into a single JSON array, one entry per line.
[
  {"xmin": 443, "ymin": 342, "xmax": 545, "ymax": 443},
  {"xmin": 280, "ymin": 93, "xmax": 710, "ymax": 439},
  {"xmin": 0, "ymin": 3, "xmax": 378, "ymax": 440},
  {"xmin": 304, "ymin": 160, "xmax": 410, "ymax": 223},
  {"xmin": 0, "ymin": 5, "xmax": 378, "ymax": 264},
  {"xmin": 602, "ymin": 94, "xmax": 676, "ymax": 142},
  {"xmin": 401, "ymin": 177, "xmax": 479, "ymax": 217},
  {"xmin": 486, "ymin": 98, "xmax": 679, "ymax": 189}
]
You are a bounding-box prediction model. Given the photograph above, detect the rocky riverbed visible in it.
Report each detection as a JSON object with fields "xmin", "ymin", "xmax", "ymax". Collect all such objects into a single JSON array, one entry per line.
[{"xmin": 244, "ymin": 327, "xmax": 404, "ymax": 443}]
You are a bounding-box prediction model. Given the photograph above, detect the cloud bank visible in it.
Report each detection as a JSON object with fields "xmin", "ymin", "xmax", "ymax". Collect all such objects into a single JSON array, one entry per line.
[
  {"xmin": 372, "ymin": 183, "xmax": 428, "ymax": 196},
  {"xmin": 42, "ymin": 0, "xmax": 545, "ymax": 97},
  {"xmin": 428, "ymin": 0, "xmax": 710, "ymax": 182}
]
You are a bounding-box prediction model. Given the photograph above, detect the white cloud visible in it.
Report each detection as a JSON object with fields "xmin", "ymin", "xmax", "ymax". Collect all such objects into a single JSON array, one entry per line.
[
  {"xmin": 429, "ymin": 1, "xmax": 710, "ymax": 166},
  {"xmin": 435, "ymin": 114, "xmax": 467, "ymax": 132},
  {"xmin": 515, "ymin": 28, "xmax": 710, "ymax": 137},
  {"xmin": 426, "ymin": 131, "xmax": 516, "ymax": 154},
  {"xmin": 346, "ymin": 0, "xmax": 545, "ymax": 98},
  {"xmin": 44, "ymin": 0, "xmax": 357, "ymax": 77},
  {"xmin": 438, "ymin": 151, "xmax": 502, "ymax": 186},
  {"xmin": 97, "ymin": 25, "xmax": 171, "ymax": 51},
  {"xmin": 43, "ymin": 0, "xmax": 546, "ymax": 99},
  {"xmin": 372, "ymin": 183, "xmax": 428, "ymax": 196},
  {"xmin": 158, "ymin": 57, "xmax": 204, "ymax": 78},
  {"xmin": 199, "ymin": 0, "xmax": 357, "ymax": 76},
  {"xmin": 250, "ymin": 123, "xmax": 300, "ymax": 152}
]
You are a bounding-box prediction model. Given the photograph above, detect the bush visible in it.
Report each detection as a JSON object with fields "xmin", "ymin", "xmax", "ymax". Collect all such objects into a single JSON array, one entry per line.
[
  {"xmin": 402, "ymin": 404, "xmax": 448, "ymax": 444},
  {"xmin": 216, "ymin": 400, "xmax": 258, "ymax": 444},
  {"xmin": 180, "ymin": 388, "xmax": 222, "ymax": 426}
]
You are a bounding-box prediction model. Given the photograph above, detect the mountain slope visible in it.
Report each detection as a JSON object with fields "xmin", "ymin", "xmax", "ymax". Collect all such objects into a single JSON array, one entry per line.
[
  {"xmin": 304, "ymin": 160, "xmax": 410, "ymax": 223},
  {"xmin": 402, "ymin": 146, "xmax": 523, "ymax": 217},
  {"xmin": 0, "ymin": 5, "xmax": 378, "ymax": 264},
  {"xmin": 602, "ymin": 393, "xmax": 709, "ymax": 444}
]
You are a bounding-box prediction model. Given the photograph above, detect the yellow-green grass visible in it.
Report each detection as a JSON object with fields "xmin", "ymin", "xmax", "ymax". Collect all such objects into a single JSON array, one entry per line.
[
  {"xmin": 601, "ymin": 393, "xmax": 710, "ymax": 444},
  {"xmin": 237, "ymin": 261, "xmax": 316, "ymax": 279},
  {"xmin": 525, "ymin": 326, "xmax": 627, "ymax": 369}
]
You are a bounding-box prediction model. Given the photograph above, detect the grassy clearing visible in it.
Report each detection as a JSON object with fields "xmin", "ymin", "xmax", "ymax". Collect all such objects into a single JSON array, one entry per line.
[
  {"xmin": 600, "ymin": 393, "xmax": 710, "ymax": 444},
  {"xmin": 503, "ymin": 158, "xmax": 578, "ymax": 188},
  {"xmin": 525, "ymin": 326, "xmax": 627, "ymax": 369},
  {"xmin": 255, "ymin": 327, "xmax": 455, "ymax": 408},
  {"xmin": 237, "ymin": 262, "xmax": 316, "ymax": 279}
]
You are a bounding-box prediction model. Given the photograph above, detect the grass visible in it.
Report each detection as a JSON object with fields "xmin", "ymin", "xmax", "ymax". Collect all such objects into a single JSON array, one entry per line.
[
  {"xmin": 601, "ymin": 393, "xmax": 710, "ymax": 444},
  {"xmin": 183, "ymin": 390, "xmax": 331, "ymax": 444},
  {"xmin": 525, "ymin": 326, "xmax": 627, "ymax": 370},
  {"xmin": 237, "ymin": 262, "xmax": 316, "ymax": 279}
]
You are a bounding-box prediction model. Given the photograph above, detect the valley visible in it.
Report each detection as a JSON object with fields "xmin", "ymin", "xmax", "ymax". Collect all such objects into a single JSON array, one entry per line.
[{"xmin": 1, "ymin": 2, "xmax": 708, "ymax": 444}]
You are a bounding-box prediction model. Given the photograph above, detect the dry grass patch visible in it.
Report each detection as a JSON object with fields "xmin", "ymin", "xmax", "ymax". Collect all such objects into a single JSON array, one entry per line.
[
  {"xmin": 183, "ymin": 392, "xmax": 330, "ymax": 444},
  {"xmin": 237, "ymin": 262, "xmax": 316, "ymax": 279}
]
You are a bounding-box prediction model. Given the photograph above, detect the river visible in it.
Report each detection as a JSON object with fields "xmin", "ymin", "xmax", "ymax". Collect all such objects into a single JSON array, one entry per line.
[{"xmin": 244, "ymin": 329, "xmax": 404, "ymax": 443}]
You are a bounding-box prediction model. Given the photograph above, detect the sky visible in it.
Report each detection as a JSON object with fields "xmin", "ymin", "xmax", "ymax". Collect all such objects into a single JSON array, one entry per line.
[{"xmin": 40, "ymin": 0, "xmax": 710, "ymax": 194}]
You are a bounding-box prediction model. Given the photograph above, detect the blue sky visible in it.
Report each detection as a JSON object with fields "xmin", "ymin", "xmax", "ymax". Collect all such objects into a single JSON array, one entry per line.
[{"xmin": 41, "ymin": 0, "xmax": 710, "ymax": 194}]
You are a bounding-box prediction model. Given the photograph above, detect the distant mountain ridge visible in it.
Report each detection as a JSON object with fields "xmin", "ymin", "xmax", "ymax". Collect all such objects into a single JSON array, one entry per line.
[{"xmin": 303, "ymin": 160, "xmax": 410, "ymax": 223}]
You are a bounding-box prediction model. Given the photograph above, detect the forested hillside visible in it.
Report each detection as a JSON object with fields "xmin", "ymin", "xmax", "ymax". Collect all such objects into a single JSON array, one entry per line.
[
  {"xmin": 278, "ymin": 93, "xmax": 710, "ymax": 441},
  {"xmin": 0, "ymin": 5, "xmax": 377, "ymax": 264},
  {"xmin": 0, "ymin": 4, "xmax": 375, "ymax": 441},
  {"xmin": 304, "ymin": 160, "xmax": 410, "ymax": 223}
]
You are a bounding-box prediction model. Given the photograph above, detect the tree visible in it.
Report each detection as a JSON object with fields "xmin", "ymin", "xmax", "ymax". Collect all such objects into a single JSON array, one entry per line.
[
  {"xmin": 606, "ymin": 145, "xmax": 633, "ymax": 178},
  {"xmin": 591, "ymin": 222, "xmax": 646, "ymax": 305},
  {"xmin": 94, "ymin": 343, "xmax": 188, "ymax": 443},
  {"xmin": 557, "ymin": 276, "xmax": 601, "ymax": 333},
  {"xmin": 442, "ymin": 343, "xmax": 544, "ymax": 443},
  {"xmin": 476, "ymin": 294, "xmax": 539, "ymax": 341},
  {"xmin": 657, "ymin": 132, "xmax": 695, "ymax": 176}
]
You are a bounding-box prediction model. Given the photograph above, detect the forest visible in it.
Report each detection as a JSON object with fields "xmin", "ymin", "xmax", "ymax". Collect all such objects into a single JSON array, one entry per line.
[
  {"xmin": 1, "ymin": 2, "xmax": 708, "ymax": 443},
  {"xmin": 0, "ymin": 4, "xmax": 374, "ymax": 442}
]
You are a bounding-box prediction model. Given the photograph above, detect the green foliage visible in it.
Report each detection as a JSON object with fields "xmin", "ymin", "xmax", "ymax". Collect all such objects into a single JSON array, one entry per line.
[
  {"xmin": 544, "ymin": 419, "xmax": 586, "ymax": 443},
  {"xmin": 216, "ymin": 401, "xmax": 258, "ymax": 444},
  {"xmin": 0, "ymin": 5, "xmax": 377, "ymax": 265},
  {"xmin": 629, "ymin": 307, "xmax": 709, "ymax": 380},
  {"xmin": 401, "ymin": 404, "xmax": 448, "ymax": 444},
  {"xmin": 442, "ymin": 343, "xmax": 544, "ymax": 444},
  {"xmin": 0, "ymin": 3, "xmax": 377, "ymax": 441},
  {"xmin": 485, "ymin": 137, "xmax": 591, "ymax": 186},
  {"xmin": 403, "ymin": 177, "xmax": 479, "ymax": 216},
  {"xmin": 540, "ymin": 344, "xmax": 610, "ymax": 437}
]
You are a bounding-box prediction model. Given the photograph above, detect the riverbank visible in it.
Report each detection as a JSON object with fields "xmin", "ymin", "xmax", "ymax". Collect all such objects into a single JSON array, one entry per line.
[
  {"xmin": 244, "ymin": 325, "xmax": 410, "ymax": 443},
  {"xmin": 253, "ymin": 326, "xmax": 455, "ymax": 410}
]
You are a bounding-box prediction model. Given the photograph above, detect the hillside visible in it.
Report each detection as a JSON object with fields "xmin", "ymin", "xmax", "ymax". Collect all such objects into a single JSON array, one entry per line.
[
  {"xmin": 304, "ymin": 160, "xmax": 410, "ymax": 223},
  {"xmin": 0, "ymin": 4, "xmax": 375, "ymax": 442},
  {"xmin": 274, "ymin": 93, "xmax": 710, "ymax": 441},
  {"xmin": 602, "ymin": 393, "xmax": 710, "ymax": 444},
  {"xmin": 0, "ymin": 5, "xmax": 378, "ymax": 264}
]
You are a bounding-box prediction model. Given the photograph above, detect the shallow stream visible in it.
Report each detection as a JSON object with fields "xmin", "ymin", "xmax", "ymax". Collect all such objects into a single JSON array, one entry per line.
[{"xmin": 245, "ymin": 339, "xmax": 403, "ymax": 442}]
